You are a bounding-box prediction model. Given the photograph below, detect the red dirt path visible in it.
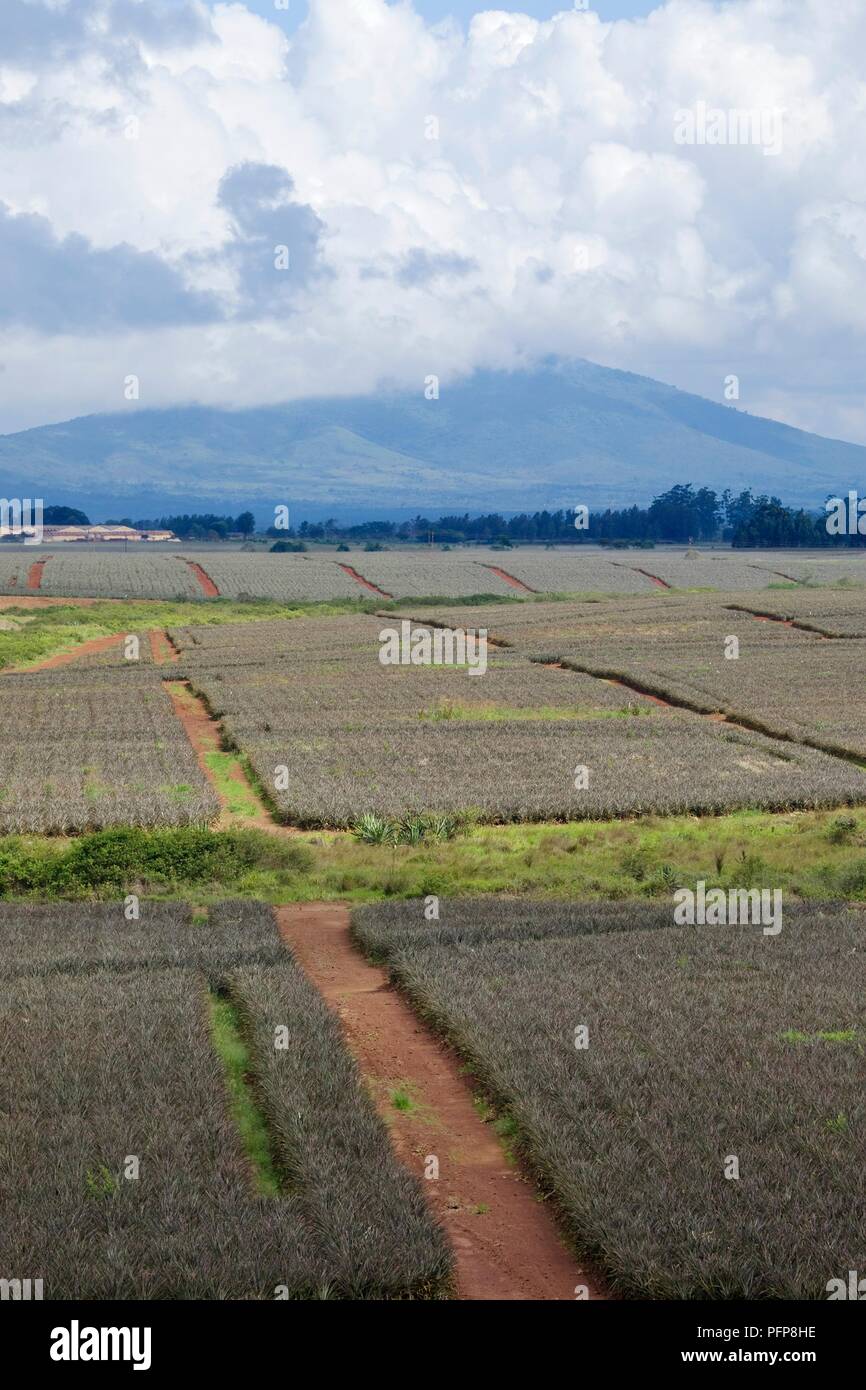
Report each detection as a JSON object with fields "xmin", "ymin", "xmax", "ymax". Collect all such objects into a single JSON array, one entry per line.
[
  {"xmin": 752, "ymin": 564, "xmax": 800, "ymax": 583},
  {"xmin": 542, "ymin": 659, "xmax": 673, "ymax": 712},
  {"xmin": 602, "ymin": 675, "xmax": 679, "ymax": 709},
  {"xmin": 338, "ymin": 563, "xmax": 393, "ymax": 598},
  {"xmin": 183, "ymin": 560, "xmax": 220, "ymax": 597},
  {"xmin": 0, "ymin": 595, "xmax": 99, "ymax": 610},
  {"xmin": 627, "ymin": 565, "xmax": 670, "ymax": 589},
  {"xmin": 26, "ymin": 558, "xmax": 49, "ymax": 591},
  {"xmin": 727, "ymin": 605, "xmax": 831, "ymax": 639},
  {"xmin": 162, "ymin": 678, "xmax": 306, "ymax": 835},
  {"xmin": 148, "ymin": 629, "xmax": 180, "ymax": 664},
  {"xmin": 276, "ymin": 902, "xmax": 604, "ymax": 1302},
  {"xmin": 482, "ymin": 564, "xmax": 536, "ymax": 593},
  {"xmin": 27, "ymin": 632, "xmax": 126, "ymax": 670},
  {"xmin": 163, "ymin": 679, "xmax": 267, "ymax": 831}
]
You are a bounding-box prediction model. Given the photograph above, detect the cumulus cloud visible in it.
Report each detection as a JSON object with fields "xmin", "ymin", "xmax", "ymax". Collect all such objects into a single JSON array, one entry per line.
[
  {"xmin": 0, "ymin": 0, "xmax": 864, "ymax": 441},
  {"xmin": 0, "ymin": 0, "xmax": 91, "ymax": 64},
  {"xmin": 214, "ymin": 161, "xmax": 325, "ymax": 311},
  {"xmin": 107, "ymin": 0, "xmax": 212, "ymax": 48},
  {"xmin": 0, "ymin": 201, "xmax": 220, "ymax": 330}
]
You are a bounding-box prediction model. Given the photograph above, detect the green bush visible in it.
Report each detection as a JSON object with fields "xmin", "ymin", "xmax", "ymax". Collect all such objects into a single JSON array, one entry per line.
[
  {"xmin": 0, "ymin": 828, "xmax": 312, "ymax": 897},
  {"xmin": 833, "ymin": 857, "xmax": 866, "ymax": 896},
  {"xmin": 352, "ymin": 813, "xmax": 462, "ymax": 847},
  {"xmin": 828, "ymin": 815, "xmax": 858, "ymax": 845}
]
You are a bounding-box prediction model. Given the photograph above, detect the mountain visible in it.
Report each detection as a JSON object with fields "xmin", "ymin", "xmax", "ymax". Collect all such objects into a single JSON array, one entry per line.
[{"xmin": 0, "ymin": 359, "xmax": 863, "ymax": 520}]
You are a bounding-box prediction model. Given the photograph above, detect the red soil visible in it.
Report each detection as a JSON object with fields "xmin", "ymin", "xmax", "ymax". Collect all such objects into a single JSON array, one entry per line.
[
  {"xmin": 276, "ymin": 902, "xmax": 604, "ymax": 1302},
  {"xmin": 601, "ymin": 675, "xmax": 678, "ymax": 709},
  {"xmin": 482, "ymin": 564, "xmax": 536, "ymax": 593},
  {"xmin": 752, "ymin": 565, "xmax": 800, "ymax": 583},
  {"xmin": 628, "ymin": 566, "xmax": 671, "ymax": 589},
  {"xmin": 149, "ymin": 629, "xmax": 180, "ymax": 664},
  {"xmin": 338, "ymin": 563, "xmax": 393, "ymax": 598},
  {"xmin": 542, "ymin": 660, "xmax": 673, "ymax": 713},
  {"xmin": 603, "ymin": 672, "xmax": 745, "ymax": 728},
  {"xmin": 731, "ymin": 606, "xmax": 830, "ymax": 639},
  {"xmin": 26, "ymin": 558, "xmax": 49, "ymax": 591},
  {"xmin": 0, "ymin": 595, "xmax": 98, "ymax": 610},
  {"xmin": 162, "ymin": 678, "xmax": 305, "ymax": 835},
  {"xmin": 26, "ymin": 632, "xmax": 126, "ymax": 671},
  {"xmin": 184, "ymin": 560, "xmax": 220, "ymax": 597},
  {"xmin": 163, "ymin": 680, "xmax": 260, "ymax": 830}
]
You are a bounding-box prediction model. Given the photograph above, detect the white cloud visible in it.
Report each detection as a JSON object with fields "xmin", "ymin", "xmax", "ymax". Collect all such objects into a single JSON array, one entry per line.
[{"xmin": 0, "ymin": 0, "xmax": 865, "ymax": 443}]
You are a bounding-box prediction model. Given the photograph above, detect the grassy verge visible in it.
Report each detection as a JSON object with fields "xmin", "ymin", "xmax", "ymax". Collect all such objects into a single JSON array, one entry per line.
[
  {"xmin": 2, "ymin": 807, "xmax": 866, "ymax": 901},
  {"xmin": 289, "ymin": 807, "xmax": 866, "ymax": 902},
  {"xmin": 418, "ymin": 700, "xmax": 653, "ymax": 722},
  {"xmin": 207, "ymin": 989, "xmax": 282, "ymax": 1196},
  {"xmin": 0, "ymin": 596, "xmax": 415, "ymax": 671},
  {"xmin": 0, "ymin": 588, "xmax": 613, "ymax": 671},
  {"xmin": 203, "ymin": 751, "xmax": 262, "ymax": 819}
]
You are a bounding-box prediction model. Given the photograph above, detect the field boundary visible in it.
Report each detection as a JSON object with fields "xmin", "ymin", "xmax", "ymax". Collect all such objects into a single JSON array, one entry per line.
[
  {"xmin": 338, "ymin": 563, "xmax": 393, "ymax": 598},
  {"xmin": 162, "ymin": 677, "xmax": 315, "ymax": 835},
  {"xmin": 538, "ymin": 655, "xmax": 866, "ymax": 770},
  {"xmin": 163, "ymin": 679, "xmax": 269, "ymax": 830},
  {"xmin": 149, "ymin": 629, "xmax": 181, "ymax": 664},
  {"xmin": 376, "ymin": 610, "xmax": 514, "ymax": 647},
  {"xmin": 750, "ymin": 563, "xmax": 801, "ymax": 583},
  {"xmin": 725, "ymin": 602, "xmax": 837, "ymax": 639},
  {"xmin": 480, "ymin": 563, "xmax": 536, "ymax": 593},
  {"xmin": 182, "ymin": 558, "xmax": 220, "ymax": 597},
  {"xmin": 610, "ymin": 561, "xmax": 671, "ymax": 589},
  {"xmin": 276, "ymin": 901, "xmax": 603, "ymax": 1301},
  {"xmin": 26, "ymin": 557, "xmax": 49, "ymax": 591},
  {"xmin": 7, "ymin": 630, "xmax": 127, "ymax": 672}
]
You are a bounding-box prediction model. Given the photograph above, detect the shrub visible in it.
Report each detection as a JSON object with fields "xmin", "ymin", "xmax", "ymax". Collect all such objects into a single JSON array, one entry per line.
[
  {"xmin": 353, "ymin": 813, "xmax": 395, "ymax": 845},
  {"xmin": 0, "ymin": 827, "xmax": 312, "ymax": 897},
  {"xmin": 828, "ymin": 815, "xmax": 858, "ymax": 845},
  {"xmin": 397, "ymin": 814, "xmax": 427, "ymax": 845},
  {"xmin": 621, "ymin": 848, "xmax": 650, "ymax": 881},
  {"xmin": 351, "ymin": 813, "xmax": 462, "ymax": 847},
  {"xmin": 833, "ymin": 857, "xmax": 866, "ymax": 896}
]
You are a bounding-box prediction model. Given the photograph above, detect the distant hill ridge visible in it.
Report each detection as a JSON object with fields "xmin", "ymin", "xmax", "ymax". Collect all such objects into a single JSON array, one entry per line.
[{"xmin": 0, "ymin": 360, "xmax": 862, "ymax": 516}]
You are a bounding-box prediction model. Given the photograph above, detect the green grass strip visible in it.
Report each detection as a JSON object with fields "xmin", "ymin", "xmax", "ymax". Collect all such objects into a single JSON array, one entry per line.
[
  {"xmin": 207, "ymin": 988, "xmax": 282, "ymax": 1197},
  {"xmin": 203, "ymin": 751, "xmax": 261, "ymax": 819}
]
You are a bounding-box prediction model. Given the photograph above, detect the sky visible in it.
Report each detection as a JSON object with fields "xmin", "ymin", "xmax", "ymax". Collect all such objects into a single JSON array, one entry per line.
[
  {"xmin": 1, "ymin": 0, "xmax": 866, "ymax": 448},
  {"xmin": 214, "ymin": 0, "xmax": 660, "ymax": 28}
]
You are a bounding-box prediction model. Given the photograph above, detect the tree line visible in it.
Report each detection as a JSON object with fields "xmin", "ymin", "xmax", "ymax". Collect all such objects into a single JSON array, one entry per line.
[
  {"xmin": 110, "ymin": 512, "xmax": 257, "ymax": 539},
  {"xmin": 44, "ymin": 487, "xmax": 866, "ymax": 547},
  {"xmin": 280, "ymin": 486, "xmax": 865, "ymax": 548}
]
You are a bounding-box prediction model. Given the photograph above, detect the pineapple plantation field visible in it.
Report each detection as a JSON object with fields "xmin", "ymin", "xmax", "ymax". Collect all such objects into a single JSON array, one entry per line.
[
  {"xmin": 0, "ymin": 901, "xmax": 450, "ymax": 1299},
  {"xmin": 168, "ymin": 596, "xmax": 866, "ymax": 826},
  {"xmin": 1, "ymin": 572, "xmax": 865, "ymax": 1303},
  {"xmin": 3, "ymin": 540, "xmax": 865, "ymax": 603},
  {"xmin": 353, "ymin": 896, "xmax": 866, "ymax": 1299}
]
